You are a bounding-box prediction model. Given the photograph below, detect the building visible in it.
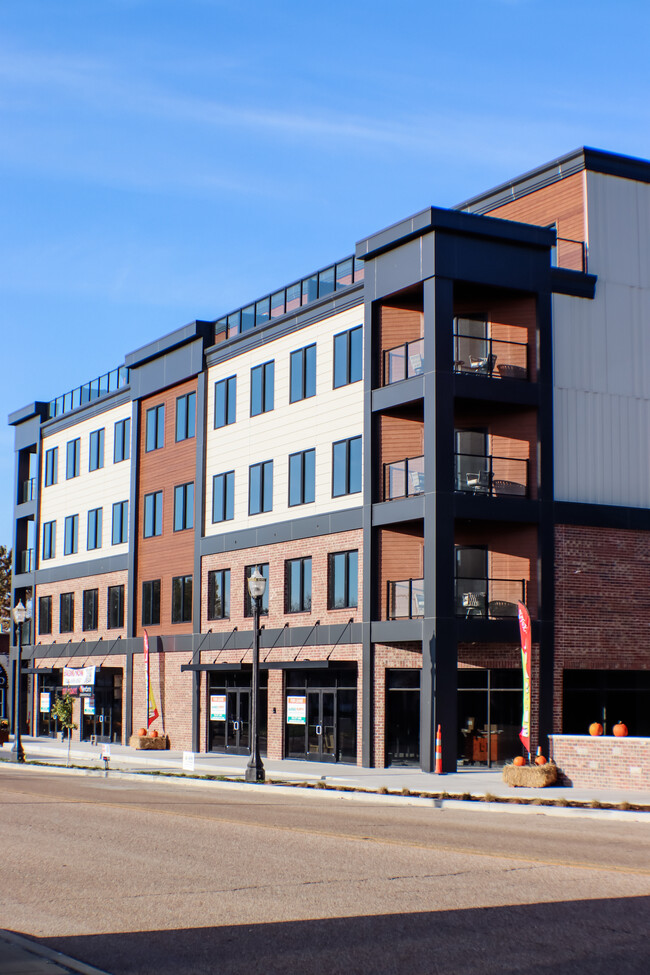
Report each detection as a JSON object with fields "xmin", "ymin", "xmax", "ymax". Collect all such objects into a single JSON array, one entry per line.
[{"xmin": 5, "ymin": 146, "xmax": 650, "ymax": 771}]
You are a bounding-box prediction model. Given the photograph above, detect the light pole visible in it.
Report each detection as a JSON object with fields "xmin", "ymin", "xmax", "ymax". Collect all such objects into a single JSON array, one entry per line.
[
  {"xmin": 11, "ymin": 599, "xmax": 28, "ymax": 763},
  {"xmin": 245, "ymin": 566, "xmax": 266, "ymax": 783}
]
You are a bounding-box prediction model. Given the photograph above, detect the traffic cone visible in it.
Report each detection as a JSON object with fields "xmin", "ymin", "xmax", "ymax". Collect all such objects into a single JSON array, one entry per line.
[{"xmin": 435, "ymin": 724, "xmax": 443, "ymax": 774}]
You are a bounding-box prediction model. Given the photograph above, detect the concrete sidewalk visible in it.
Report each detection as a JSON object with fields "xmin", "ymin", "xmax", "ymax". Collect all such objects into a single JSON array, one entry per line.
[
  {"xmin": 3, "ymin": 735, "xmax": 650, "ymax": 810},
  {"xmin": 0, "ymin": 930, "xmax": 108, "ymax": 975}
]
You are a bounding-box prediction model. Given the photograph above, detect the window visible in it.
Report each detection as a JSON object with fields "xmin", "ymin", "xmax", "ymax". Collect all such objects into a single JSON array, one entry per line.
[
  {"xmin": 290, "ymin": 344, "xmax": 316, "ymax": 403},
  {"xmin": 171, "ymin": 575, "xmax": 192, "ymax": 624},
  {"xmin": 285, "ymin": 557, "xmax": 312, "ymax": 613},
  {"xmin": 114, "ymin": 417, "xmax": 130, "ymax": 463},
  {"xmin": 42, "ymin": 521, "xmax": 56, "ymax": 560},
  {"xmin": 107, "ymin": 585, "xmax": 125, "ymax": 629},
  {"xmin": 214, "ymin": 376, "xmax": 236, "ymax": 428},
  {"xmin": 112, "ymin": 501, "xmax": 128, "ymax": 545},
  {"xmin": 174, "ymin": 482, "xmax": 194, "ymax": 531},
  {"xmin": 64, "ymin": 515, "xmax": 78, "ymax": 555},
  {"xmin": 145, "ymin": 404, "xmax": 165, "ymax": 451},
  {"xmin": 142, "ymin": 579, "xmax": 161, "ymax": 626},
  {"xmin": 44, "ymin": 447, "xmax": 58, "ymax": 486},
  {"xmin": 212, "ymin": 471, "xmax": 234, "ymax": 523},
  {"xmin": 250, "ymin": 361, "xmax": 274, "ymax": 416},
  {"xmin": 38, "ymin": 595, "xmax": 52, "ymax": 635},
  {"xmin": 87, "ymin": 508, "xmax": 102, "ymax": 550},
  {"xmin": 66, "ymin": 438, "xmax": 80, "ymax": 479},
  {"xmin": 244, "ymin": 564, "xmax": 269, "ymax": 616},
  {"xmin": 143, "ymin": 491, "xmax": 163, "ymax": 537},
  {"xmin": 332, "ymin": 436, "xmax": 362, "ymax": 496},
  {"xmin": 249, "ymin": 460, "xmax": 273, "ymax": 515},
  {"xmin": 333, "ymin": 325, "xmax": 362, "ymax": 388},
  {"xmin": 176, "ymin": 391, "xmax": 196, "ymax": 442},
  {"xmin": 82, "ymin": 589, "xmax": 98, "ymax": 631},
  {"xmin": 288, "ymin": 449, "xmax": 315, "ymax": 506},
  {"xmin": 59, "ymin": 592, "xmax": 74, "ymax": 633},
  {"xmin": 207, "ymin": 568, "xmax": 230, "ymax": 620},
  {"xmin": 328, "ymin": 550, "xmax": 358, "ymax": 609},
  {"xmin": 89, "ymin": 428, "xmax": 105, "ymax": 471}
]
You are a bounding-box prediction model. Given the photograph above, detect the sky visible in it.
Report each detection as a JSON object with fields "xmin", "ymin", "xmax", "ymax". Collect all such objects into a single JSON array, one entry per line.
[{"xmin": 2, "ymin": 0, "xmax": 650, "ymax": 548}]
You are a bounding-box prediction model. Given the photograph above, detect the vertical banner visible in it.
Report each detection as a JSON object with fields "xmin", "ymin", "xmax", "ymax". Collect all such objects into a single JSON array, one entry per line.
[
  {"xmin": 143, "ymin": 630, "xmax": 159, "ymax": 728},
  {"xmin": 517, "ymin": 602, "xmax": 531, "ymax": 756}
]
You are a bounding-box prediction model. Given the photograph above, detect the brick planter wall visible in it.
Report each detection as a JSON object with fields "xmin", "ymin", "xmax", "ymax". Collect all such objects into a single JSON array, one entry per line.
[{"xmin": 549, "ymin": 734, "xmax": 650, "ymax": 791}]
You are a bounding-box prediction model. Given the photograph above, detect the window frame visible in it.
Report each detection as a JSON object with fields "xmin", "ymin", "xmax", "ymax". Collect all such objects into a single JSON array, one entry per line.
[
  {"xmin": 244, "ymin": 563, "xmax": 269, "ymax": 616},
  {"xmin": 207, "ymin": 568, "xmax": 231, "ymax": 620},
  {"xmin": 82, "ymin": 588, "xmax": 99, "ymax": 631},
  {"xmin": 212, "ymin": 471, "xmax": 234, "ymax": 523},
  {"xmin": 171, "ymin": 575, "xmax": 193, "ymax": 624},
  {"xmin": 87, "ymin": 507, "xmax": 102, "ymax": 551},
  {"xmin": 59, "ymin": 592, "xmax": 74, "ymax": 633},
  {"xmin": 248, "ymin": 460, "xmax": 273, "ymax": 515},
  {"xmin": 214, "ymin": 375, "xmax": 237, "ymax": 428},
  {"xmin": 143, "ymin": 491, "xmax": 163, "ymax": 538},
  {"xmin": 63, "ymin": 514, "xmax": 78, "ymax": 556},
  {"xmin": 328, "ymin": 549, "xmax": 359, "ymax": 610},
  {"xmin": 288, "ymin": 448, "xmax": 315, "ymax": 507},
  {"xmin": 112, "ymin": 500, "xmax": 128, "ymax": 545},
  {"xmin": 44, "ymin": 446, "xmax": 58, "ymax": 487},
  {"xmin": 333, "ymin": 325, "xmax": 362, "ymax": 388},
  {"xmin": 145, "ymin": 403, "xmax": 165, "ymax": 452},
  {"xmin": 88, "ymin": 428, "xmax": 105, "ymax": 472},
  {"xmin": 107, "ymin": 584, "xmax": 125, "ymax": 629},
  {"xmin": 38, "ymin": 595, "xmax": 52, "ymax": 635},
  {"xmin": 285, "ymin": 556, "xmax": 312, "ymax": 614},
  {"xmin": 332, "ymin": 435, "xmax": 362, "ymax": 497},
  {"xmin": 42, "ymin": 520, "xmax": 56, "ymax": 560},
  {"xmin": 141, "ymin": 579, "xmax": 161, "ymax": 626},
  {"xmin": 66, "ymin": 438, "xmax": 80, "ymax": 479},
  {"xmin": 289, "ymin": 344, "xmax": 316, "ymax": 403},
  {"xmin": 175, "ymin": 391, "xmax": 196, "ymax": 442},
  {"xmin": 250, "ymin": 361, "xmax": 275, "ymax": 417},
  {"xmin": 114, "ymin": 417, "xmax": 131, "ymax": 463},
  {"xmin": 173, "ymin": 482, "xmax": 194, "ymax": 532}
]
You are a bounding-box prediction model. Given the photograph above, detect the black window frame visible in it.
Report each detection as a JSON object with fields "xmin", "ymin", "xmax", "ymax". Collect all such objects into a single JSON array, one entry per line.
[
  {"xmin": 289, "ymin": 344, "xmax": 316, "ymax": 403},
  {"xmin": 214, "ymin": 375, "xmax": 237, "ymax": 428},
  {"xmin": 82, "ymin": 588, "xmax": 99, "ymax": 632},
  {"xmin": 141, "ymin": 579, "xmax": 161, "ymax": 626},
  {"xmin": 333, "ymin": 325, "xmax": 362, "ymax": 388},
  {"xmin": 114, "ymin": 417, "xmax": 131, "ymax": 463},
  {"xmin": 59, "ymin": 592, "xmax": 74, "ymax": 633},
  {"xmin": 207, "ymin": 568, "xmax": 231, "ymax": 620},
  {"xmin": 44, "ymin": 446, "xmax": 58, "ymax": 487},
  {"xmin": 42, "ymin": 520, "xmax": 56, "ymax": 560},
  {"xmin": 175, "ymin": 391, "xmax": 196, "ymax": 442},
  {"xmin": 288, "ymin": 448, "xmax": 315, "ymax": 507},
  {"xmin": 285, "ymin": 556, "xmax": 312, "ymax": 614},
  {"xmin": 332, "ymin": 435, "xmax": 362, "ymax": 497},
  {"xmin": 107, "ymin": 584, "xmax": 125, "ymax": 629},
  {"xmin": 145, "ymin": 403, "xmax": 165, "ymax": 452},
  {"xmin": 328, "ymin": 550, "xmax": 359, "ymax": 609},
  {"xmin": 112, "ymin": 500, "xmax": 128, "ymax": 545},
  {"xmin": 244, "ymin": 563, "xmax": 269, "ymax": 616},
  {"xmin": 212, "ymin": 471, "xmax": 234, "ymax": 523},
  {"xmin": 66, "ymin": 438, "xmax": 80, "ymax": 479},
  {"xmin": 87, "ymin": 507, "xmax": 102, "ymax": 551},
  {"xmin": 248, "ymin": 460, "xmax": 273, "ymax": 515},
  {"xmin": 88, "ymin": 428, "xmax": 105, "ymax": 472},
  {"xmin": 63, "ymin": 514, "xmax": 78, "ymax": 556},
  {"xmin": 173, "ymin": 482, "xmax": 194, "ymax": 532},
  {"xmin": 171, "ymin": 575, "xmax": 193, "ymax": 624},
  {"xmin": 250, "ymin": 361, "xmax": 275, "ymax": 417},
  {"xmin": 143, "ymin": 491, "xmax": 163, "ymax": 538},
  {"xmin": 38, "ymin": 595, "xmax": 52, "ymax": 635}
]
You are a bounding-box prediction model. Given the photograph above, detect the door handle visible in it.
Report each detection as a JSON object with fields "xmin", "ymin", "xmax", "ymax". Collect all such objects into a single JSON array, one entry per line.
[
  {"xmin": 316, "ymin": 724, "xmax": 322, "ymax": 736},
  {"xmin": 233, "ymin": 720, "xmax": 239, "ymax": 731}
]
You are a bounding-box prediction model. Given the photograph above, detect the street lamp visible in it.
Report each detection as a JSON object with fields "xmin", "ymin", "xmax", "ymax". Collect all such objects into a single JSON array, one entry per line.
[
  {"xmin": 11, "ymin": 599, "xmax": 28, "ymax": 763},
  {"xmin": 245, "ymin": 566, "xmax": 266, "ymax": 784}
]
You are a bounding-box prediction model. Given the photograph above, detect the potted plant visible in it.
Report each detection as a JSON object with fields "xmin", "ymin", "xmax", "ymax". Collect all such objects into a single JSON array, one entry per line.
[
  {"xmin": 50, "ymin": 693, "xmax": 77, "ymax": 766},
  {"xmin": 0, "ymin": 717, "xmax": 9, "ymax": 746}
]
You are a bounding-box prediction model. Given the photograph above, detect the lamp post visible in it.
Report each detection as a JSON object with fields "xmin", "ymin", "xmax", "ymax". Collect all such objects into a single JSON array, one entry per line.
[
  {"xmin": 11, "ymin": 599, "xmax": 28, "ymax": 763},
  {"xmin": 245, "ymin": 566, "xmax": 266, "ymax": 783}
]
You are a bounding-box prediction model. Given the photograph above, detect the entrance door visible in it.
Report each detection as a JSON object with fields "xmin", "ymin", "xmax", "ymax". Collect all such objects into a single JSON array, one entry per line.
[
  {"xmin": 385, "ymin": 670, "xmax": 420, "ymax": 766},
  {"xmin": 226, "ymin": 688, "xmax": 251, "ymax": 754},
  {"xmin": 307, "ymin": 690, "xmax": 336, "ymax": 762}
]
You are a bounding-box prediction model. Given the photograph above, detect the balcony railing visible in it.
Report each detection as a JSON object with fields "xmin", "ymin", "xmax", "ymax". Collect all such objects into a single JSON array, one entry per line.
[
  {"xmin": 383, "ymin": 338, "xmax": 424, "ymax": 385},
  {"xmin": 453, "ymin": 334, "xmax": 528, "ymax": 380},
  {"xmin": 20, "ymin": 478, "xmax": 36, "ymax": 503},
  {"xmin": 48, "ymin": 365, "xmax": 129, "ymax": 420},
  {"xmin": 552, "ymin": 237, "xmax": 587, "ymax": 273},
  {"xmin": 455, "ymin": 577, "xmax": 526, "ymax": 618},
  {"xmin": 454, "ymin": 453, "xmax": 528, "ymax": 498},
  {"xmin": 19, "ymin": 549, "xmax": 34, "ymax": 574},
  {"xmin": 384, "ymin": 455, "xmax": 424, "ymax": 500},
  {"xmin": 387, "ymin": 578, "xmax": 424, "ymax": 619}
]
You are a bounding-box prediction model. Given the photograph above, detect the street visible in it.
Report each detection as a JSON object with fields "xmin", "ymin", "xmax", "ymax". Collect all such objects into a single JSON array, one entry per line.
[{"xmin": 1, "ymin": 766, "xmax": 649, "ymax": 974}]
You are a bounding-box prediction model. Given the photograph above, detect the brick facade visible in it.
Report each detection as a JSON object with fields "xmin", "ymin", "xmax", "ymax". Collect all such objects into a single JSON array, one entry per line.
[
  {"xmin": 549, "ymin": 735, "xmax": 650, "ymax": 791},
  {"xmin": 34, "ymin": 571, "xmax": 128, "ymax": 643}
]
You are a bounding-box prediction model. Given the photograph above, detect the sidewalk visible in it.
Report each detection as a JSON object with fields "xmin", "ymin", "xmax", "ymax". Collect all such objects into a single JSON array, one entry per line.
[
  {"xmin": 3, "ymin": 735, "xmax": 650, "ymax": 812},
  {"xmin": 0, "ymin": 930, "xmax": 108, "ymax": 975}
]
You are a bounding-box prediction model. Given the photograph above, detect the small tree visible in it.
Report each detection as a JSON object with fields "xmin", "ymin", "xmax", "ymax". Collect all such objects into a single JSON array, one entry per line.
[
  {"xmin": 0, "ymin": 545, "xmax": 11, "ymax": 633},
  {"xmin": 51, "ymin": 692, "xmax": 77, "ymax": 766}
]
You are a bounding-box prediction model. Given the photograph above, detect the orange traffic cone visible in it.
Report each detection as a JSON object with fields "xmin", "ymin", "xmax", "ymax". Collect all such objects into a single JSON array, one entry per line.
[{"xmin": 435, "ymin": 724, "xmax": 443, "ymax": 774}]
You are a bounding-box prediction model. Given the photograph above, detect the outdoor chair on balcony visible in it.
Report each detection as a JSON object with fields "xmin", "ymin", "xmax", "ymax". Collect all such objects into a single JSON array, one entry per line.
[
  {"xmin": 468, "ymin": 353, "xmax": 497, "ymax": 375},
  {"xmin": 493, "ymin": 478, "xmax": 526, "ymax": 497},
  {"xmin": 488, "ymin": 600, "xmax": 518, "ymax": 618},
  {"xmin": 461, "ymin": 592, "xmax": 486, "ymax": 618},
  {"xmin": 466, "ymin": 470, "xmax": 490, "ymax": 493},
  {"xmin": 408, "ymin": 351, "xmax": 424, "ymax": 376},
  {"xmin": 496, "ymin": 363, "xmax": 527, "ymax": 380},
  {"xmin": 409, "ymin": 470, "xmax": 425, "ymax": 494}
]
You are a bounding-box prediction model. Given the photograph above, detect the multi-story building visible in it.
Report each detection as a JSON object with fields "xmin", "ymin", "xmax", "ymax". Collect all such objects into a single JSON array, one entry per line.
[{"xmin": 5, "ymin": 146, "xmax": 650, "ymax": 771}]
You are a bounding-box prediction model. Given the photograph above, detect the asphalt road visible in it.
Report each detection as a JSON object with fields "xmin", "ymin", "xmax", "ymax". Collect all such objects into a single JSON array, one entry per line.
[{"xmin": 1, "ymin": 766, "xmax": 649, "ymax": 974}]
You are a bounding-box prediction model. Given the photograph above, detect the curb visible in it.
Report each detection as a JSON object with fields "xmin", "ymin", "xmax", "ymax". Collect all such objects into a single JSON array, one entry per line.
[{"xmin": 0, "ymin": 929, "xmax": 110, "ymax": 975}]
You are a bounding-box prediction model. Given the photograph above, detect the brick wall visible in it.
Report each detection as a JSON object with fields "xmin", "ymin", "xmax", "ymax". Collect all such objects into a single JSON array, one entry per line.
[
  {"xmin": 131, "ymin": 648, "xmax": 194, "ymax": 747},
  {"xmin": 34, "ymin": 571, "xmax": 128, "ymax": 643},
  {"xmin": 549, "ymin": 735, "xmax": 650, "ymax": 791}
]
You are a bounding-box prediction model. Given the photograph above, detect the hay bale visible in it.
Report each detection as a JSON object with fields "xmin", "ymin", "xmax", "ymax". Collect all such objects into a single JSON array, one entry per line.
[
  {"xmin": 502, "ymin": 762, "xmax": 558, "ymax": 788},
  {"xmin": 129, "ymin": 734, "xmax": 168, "ymax": 750}
]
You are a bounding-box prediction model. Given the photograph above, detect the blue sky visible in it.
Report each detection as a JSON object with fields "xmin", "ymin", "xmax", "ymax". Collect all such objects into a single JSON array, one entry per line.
[{"xmin": 2, "ymin": 0, "xmax": 649, "ymax": 547}]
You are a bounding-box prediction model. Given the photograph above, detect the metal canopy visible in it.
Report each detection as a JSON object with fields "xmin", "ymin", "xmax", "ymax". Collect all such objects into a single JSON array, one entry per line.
[{"xmin": 181, "ymin": 660, "xmax": 358, "ymax": 673}]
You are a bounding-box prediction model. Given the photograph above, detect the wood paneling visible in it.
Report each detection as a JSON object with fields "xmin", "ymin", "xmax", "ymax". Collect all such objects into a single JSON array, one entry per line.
[
  {"xmin": 485, "ymin": 171, "xmax": 586, "ymax": 246},
  {"xmin": 379, "ymin": 526, "xmax": 424, "ymax": 619}
]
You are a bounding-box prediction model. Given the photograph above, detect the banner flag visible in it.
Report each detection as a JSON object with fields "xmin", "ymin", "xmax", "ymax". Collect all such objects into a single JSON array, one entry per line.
[
  {"xmin": 517, "ymin": 602, "xmax": 531, "ymax": 755},
  {"xmin": 63, "ymin": 666, "xmax": 96, "ymax": 687},
  {"xmin": 143, "ymin": 630, "xmax": 159, "ymax": 728}
]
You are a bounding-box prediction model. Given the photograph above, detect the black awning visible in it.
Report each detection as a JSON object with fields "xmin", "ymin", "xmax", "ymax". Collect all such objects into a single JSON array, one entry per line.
[{"xmin": 181, "ymin": 663, "xmax": 248, "ymax": 673}]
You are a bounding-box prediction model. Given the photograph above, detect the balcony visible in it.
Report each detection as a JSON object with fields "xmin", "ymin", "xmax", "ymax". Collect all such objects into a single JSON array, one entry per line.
[
  {"xmin": 455, "ymin": 577, "xmax": 526, "ymax": 619},
  {"xmin": 19, "ymin": 549, "xmax": 34, "ymax": 574},
  {"xmin": 455, "ymin": 453, "xmax": 528, "ymax": 498},
  {"xmin": 387, "ymin": 578, "xmax": 424, "ymax": 619},
  {"xmin": 384, "ymin": 456, "xmax": 424, "ymax": 500},
  {"xmin": 552, "ymin": 237, "xmax": 587, "ymax": 273},
  {"xmin": 453, "ymin": 333, "xmax": 528, "ymax": 380},
  {"xmin": 383, "ymin": 338, "xmax": 424, "ymax": 385},
  {"xmin": 20, "ymin": 478, "xmax": 36, "ymax": 503}
]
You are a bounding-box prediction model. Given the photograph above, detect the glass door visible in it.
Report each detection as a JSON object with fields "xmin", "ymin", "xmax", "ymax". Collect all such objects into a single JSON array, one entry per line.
[
  {"xmin": 307, "ymin": 690, "xmax": 336, "ymax": 762},
  {"xmin": 226, "ymin": 688, "xmax": 251, "ymax": 754}
]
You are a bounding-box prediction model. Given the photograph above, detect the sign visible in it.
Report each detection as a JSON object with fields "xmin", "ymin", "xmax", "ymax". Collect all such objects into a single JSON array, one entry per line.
[
  {"xmin": 182, "ymin": 751, "xmax": 195, "ymax": 772},
  {"xmin": 84, "ymin": 697, "xmax": 95, "ymax": 716},
  {"xmin": 101, "ymin": 743, "xmax": 111, "ymax": 760},
  {"xmin": 79, "ymin": 685, "xmax": 93, "ymax": 698},
  {"xmin": 63, "ymin": 666, "xmax": 96, "ymax": 687},
  {"xmin": 39, "ymin": 692, "xmax": 51, "ymax": 713},
  {"xmin": 210, "ymin": 694, "xmax": 227, "ymax": 721},
  {"xmin": 517, "ymin": 601, "xmax": 532, "ymax": 755},
  {"xmin": 287, "ymin": 695, "xmax": 306, "ymax": 725}
]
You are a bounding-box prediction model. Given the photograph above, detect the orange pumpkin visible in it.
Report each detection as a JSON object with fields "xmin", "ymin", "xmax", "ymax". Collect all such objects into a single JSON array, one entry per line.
[
  {"xmin": 513, "ymin": 756, "xmax": 526, "ymax": 767},
  {"xmin": 589, "ymin": 722, "xmax": 603, "ymax": 737},
  {"xmin": 535, "ymin": 755, "xmax": 547, "ymax": 766},
  {"xmin": 151, "ymin": 729, "xmax": 159, "ymax": 738},
  {"xmin": 613, "ymin": 722, "xmax": 628, "ymax": 737},
  {"xmin": 137, "ymin": 727, "xmax": 147, "ymax": 737}
]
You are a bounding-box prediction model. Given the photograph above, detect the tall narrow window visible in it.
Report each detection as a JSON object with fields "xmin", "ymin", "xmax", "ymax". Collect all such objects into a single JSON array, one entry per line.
[
  {"xmin": 250, "ymin": 361, "xmax": 274, "ymax": 416},
  {"xmin": 173, "ymin": 482, "xmax": 194, "ymax": 531},
  {"xmin": 290, "ymin": 344, "xmax": 316, "ymax": 403},
  {"xmin": 207, "ymin": 568, "xmax": 230, "ymax": 620},
  {"xmin": 332, "ymin": 436, "xmax": 362, "ymax": 496},
  {"xmin": 107, "ymin": 585, "xmax": 125, "ymax": 629},
  {"xmin": 244, "ymin": 564, "xmax": 269, "ymax": 616},
  {"xmin": 87, "ymin": 508, "xmax": 102, "ymax": 550},
  {"xmin": 112, "ymin": 501, "xmax": 128, "ymax": 545},
  {"xmin": 59, "ymin": 592, "xmax": 74, "ymax": 633},
  {"xmin": 212, "ymin": 471, "xmax": 234, "ymax": 523},
  {"xmin": 285, "ymin": 557, "xmax": 312, "ymax": 613},
  {"xmin": 44, "ymin": 447, "xmax": 58, "ymax": 486},
  {"xmin": 328, "ymin": 550, "xmax": 358, "ymax": 609},
  {"xmin": 175, "ymin": 391, "xmax": 196, "ymax": 442},
  {"xmin": 288, "ymin": 449, "xmax": 315, "ymax": 506},
  {"xmin": 143, "ymin": 491, "xmax": 163, "ymax": 537},
  {"xmin": 114, "ymin": 417, "xmax": 131, "ymax": 462},
  {"xmin": 66, "ymin": 438, "xmax": 80, "ymax": 479},
  {"xmin": 89, "ymin": 428, "xmax": 105, "ymax": 471},
  {"xmin": 38, "ymin": 595, "xmax": 52, "ymax": 635},
  {"xmin": 82, "ymin": 589, "xmax": 99, "ymax": 631},
  {"xmin": 249, "ymin": 460, "xmax": 273, "ymax": 515},
  {"xmin": 171, "ymin": 575, "xmax": 192, "ymax": 624},
  {"xmin": 142, "ymin": 579, "xmax": 161, "ymax": 626},
  {"xmin": 64, "ymin": 515, "xmax": 78, "ymax": 555},
  {"xmin": 333, "ymin": 325, "xmax": 362, "ymax": 388},
  {"xmin": 214, "ymin": 376, "xmax": 237, "ymax": 428},
  {"xmin": 42, "ymin": 521, "xmax": 56, "ymax": 560},
  {"xmin": 145, "ymin": 404, "xmax": 165, "ymax": 451}
]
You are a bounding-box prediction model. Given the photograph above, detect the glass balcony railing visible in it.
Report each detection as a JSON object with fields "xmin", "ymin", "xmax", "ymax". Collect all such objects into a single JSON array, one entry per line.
[
  {"xmin": 455, "ymin": 577, "xmax": 526, "ymax": 619},
  {"xmin": 551, "ymin": 237, "xmax": 587, "ymax": 273},
  {"xmin": 48, "ymin": 366, "xmax": 129, "ymax": 420},
  {"xmin": 453, "ymin": 334, "xmax": 528, "ymax": 380},
  {"xmin": 387, "ymin": 578, "xmax": 424, "ymax": 619},
  {"xmin": 383, "ymin": 338, "xmax": 424, "ymax": 385},
  {"xmin": 20, "ymin": 478, "xmax": 36, "ymax": 503},
  {"xmin": 384, "ymin": 455, "xmax": 424, "ymax": 500},
  {"xmin": 454, "ymin": 453, "xmax": 528, "ymax": 497},
  {"xmin": 19, "ymin": 549, "xmax": 34, "ymax": 574}
]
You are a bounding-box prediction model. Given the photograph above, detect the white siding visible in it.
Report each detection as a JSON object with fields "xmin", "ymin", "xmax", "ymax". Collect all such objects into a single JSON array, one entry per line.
[{"xmin": 205, "ymin": 306, "xmax": 364, "ymax": 534}]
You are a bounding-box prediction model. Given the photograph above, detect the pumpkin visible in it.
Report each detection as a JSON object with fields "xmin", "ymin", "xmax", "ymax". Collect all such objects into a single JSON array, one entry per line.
[
  {"xmin": 613, "ymin": 722, "xmax": 628, "ymax": 737},
  {"xmin": 137, "ymin": 727, "xmax": 147, "ymax": 737},
  {"xmin": 535, "ymin": 755, "xmax": 547, "ymax": 766},
  {"xmin": 589, "ymin": 722, "xmax": 603, "ymax": 737},
  {"xmin": 513, "ymin": 756, "xmax": 526, "ymax": 767},
  {"xmin": 151, "ymin": 729, "xmax": 159, "ymax": 738}
]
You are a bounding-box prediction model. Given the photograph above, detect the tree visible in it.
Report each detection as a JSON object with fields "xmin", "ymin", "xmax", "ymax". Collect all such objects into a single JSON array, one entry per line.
[
  {"xmin": 51, "ymin": 692, "xmax": 78, "ymax": 766},
  {"xmin": 0, "ymin": 546, "xmax": 11, "ymax": 634}
]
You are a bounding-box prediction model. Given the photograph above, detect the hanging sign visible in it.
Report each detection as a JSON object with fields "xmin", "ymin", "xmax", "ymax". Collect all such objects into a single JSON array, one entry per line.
[
  {"xmin": 517, "ymin": 601, "xmax": 532, "ymax": 756},
  {"xmin": 84, "ymin": 697, "xmax": 96, "ymax": 716},
  {"xmin": 210, "ymin": 694, "xmax": 227, "ymax": 721},
  {"xmin": 63, "ymin": 666, "xmax": 96, "ymax": 687},
  {"xmin": 39, "ymin": 692, "xmax": 51, "ymax": 713},
  {"xmin": 287, "ymin": 695, "xmax": 306, "ymax": 725}
]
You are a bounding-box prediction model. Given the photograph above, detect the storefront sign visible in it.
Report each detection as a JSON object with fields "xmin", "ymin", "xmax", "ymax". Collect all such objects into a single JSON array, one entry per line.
[
  {"xmin": 210, "ymin": 694, "xmax": 227, "ymax": 721},
  {"xmin": 63, "ymin": 666, "xmax": 96, "ymax": 687},
  {"xmin": 182, "ymin": 751, "xmax": 195, "ymax": 771},
  {"xmin": 84, "ymin": 697, "xmax": 95, "ymax": 716},
  {"xmin": 39, "ymin": 692, "xmax": 51, "ymax": 713},
  {"xmin": 287, "ymin": 695, "xmax": 306, "ymax": 725}
]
